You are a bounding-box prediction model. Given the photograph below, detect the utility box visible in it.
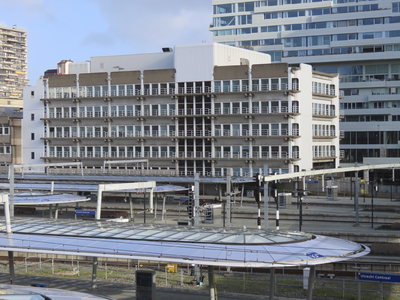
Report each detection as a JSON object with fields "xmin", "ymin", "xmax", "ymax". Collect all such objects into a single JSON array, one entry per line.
[
  {"xmin": 166, "ymin": 264, "xmax": 177, "ymax": 273},
  {"xmin": 203, "ymin": 204, "xmax": 222, "ymax": 224},
  {"xmin": 326, "ymin": 186, "xmax": 338, "ymax": 200},
  {"xmin": 136, "ymin": 270, "xmax": 156, "ymax": 300},
  {"xmin": 277, "ymin": 193, "xmax": 292, "ymax": 209}
]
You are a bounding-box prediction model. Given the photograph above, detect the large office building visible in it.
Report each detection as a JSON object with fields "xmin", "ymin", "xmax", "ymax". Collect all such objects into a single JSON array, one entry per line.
[
  {"xmin": 23, "ymin": 43, "xmax": 339, "ymax": 177},
  {"xmin": 211, "ymin": 0, "xmax": 400, "ymax": 165},
  {"xmin": 0, "ymin": 26, "xmax": 27, "ymax": 108}
]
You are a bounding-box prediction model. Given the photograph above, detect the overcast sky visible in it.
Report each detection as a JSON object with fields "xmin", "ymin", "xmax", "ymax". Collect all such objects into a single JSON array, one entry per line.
[{"xmin": 0, "ymin": 0, "xmax": 213, "ymax": 84}]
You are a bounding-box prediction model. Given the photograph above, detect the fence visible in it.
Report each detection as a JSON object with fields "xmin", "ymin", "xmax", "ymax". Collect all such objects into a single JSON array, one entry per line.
[{"xmin": 1, "ymin": 256, "xmax": 400, "ymax": 299}]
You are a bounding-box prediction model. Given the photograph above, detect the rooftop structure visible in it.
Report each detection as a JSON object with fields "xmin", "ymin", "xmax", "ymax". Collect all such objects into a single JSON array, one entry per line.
[
  {"xmin": 211, "ymin": 0, "xmax": 400, "ymax": 166},
  {"xmin": 0, "ymin": 26, "xmax": 27, "ymax": 108}
]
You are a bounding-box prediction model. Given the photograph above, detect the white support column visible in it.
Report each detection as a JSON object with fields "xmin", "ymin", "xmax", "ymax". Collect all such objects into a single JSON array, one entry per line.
[
  {"xmin": 8, "ymin": 165, "xmax": 14, "ymax": 217},
  {"xmin": 149, "ymin": 187, "xmax": 154, "ymax": 213},
  {"xmin": 1, "ymin": 194, "xmax": 12, "ymax": 235},
  {"xmin": 306, "ymin": 266, "xmax": 316, "ymax": 300},
  {"xmin": 96, "ymin": 185, "xmax": 104, "ymax": 220},
  {"xmin": 161, "ymin": 195, "xmax": 167, "ymax": 221},
  {"xmin": 208, "ymin": 266, "xmax": 215, "ymax": 300},
  {"xmin": 129, "ymin": 193, "xmax": 134, "ymax": 222}
]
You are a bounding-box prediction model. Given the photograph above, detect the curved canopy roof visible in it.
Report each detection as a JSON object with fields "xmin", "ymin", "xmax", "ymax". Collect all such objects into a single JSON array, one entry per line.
[
  {"xmin": 0, "ymin": 284, "xmax": 113, "ymax": 300},
  {"xmin": 0, "ymin": 183, "xmax": 187, "ymax": 193},
  {"xmin": 0, "ymin": 219, "xmax": 370, "ymax": 268},
  {"xmin": 13, "ymin": 194, "xmax": 90, "ymax": 206}
]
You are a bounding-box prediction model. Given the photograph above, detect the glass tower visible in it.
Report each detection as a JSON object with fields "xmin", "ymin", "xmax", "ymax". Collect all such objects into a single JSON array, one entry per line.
[{"xmin": 211, "ymin": 0, "xmax": 400, "ymax": 165}]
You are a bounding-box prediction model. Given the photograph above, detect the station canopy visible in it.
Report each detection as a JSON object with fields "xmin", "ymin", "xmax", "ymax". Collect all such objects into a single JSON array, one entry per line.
[
  {"xmin": 0, "ymin": 219, "xmax": 370, "ymax": 268},
  {"xmin": 13, "ymin": 194, "xmax": 91, "ymax": 206},
  {"xmin": 0, "ymin": 183, "xmax": 187, "ymax": 193}
]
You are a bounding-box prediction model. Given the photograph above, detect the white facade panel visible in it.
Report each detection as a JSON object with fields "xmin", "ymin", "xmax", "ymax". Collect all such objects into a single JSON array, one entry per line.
[
  {"xmin": 90, "ymin": 52, "xmax": 174, "ymax": 73},
  {"xmin": 175, "ymin": 43, "xmax": 270, "ymax": 82},
  {"xmin": 68, "ymin": 62, "xmax": 91, "ymax": 75},
  {"xmin": 174, "ymin": 44, "xmax": 215, "ymax": 82},
  {"xmin": 22, "ymin": 81, "xmax": 45, "ymax": 165}
]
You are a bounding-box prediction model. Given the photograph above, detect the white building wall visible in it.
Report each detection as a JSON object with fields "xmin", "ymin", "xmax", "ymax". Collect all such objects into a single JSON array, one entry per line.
[
  {"xmin": 68, "ymin": 62, "xmax": 91, "ymax": 75},
  {"xmin": 90, "ymin": 52, "xmax": 174, "ymax": 73},
  {"xmin": 22, "ymin": 80, "xmax": 45, "ymax": 165},
  {"xmin": 174, "ymin": 43, "xmax": 270, "ymax": 82},
  {"xmin": 293, "ymin": 64, "xmax": 314, "ymax": 171}
]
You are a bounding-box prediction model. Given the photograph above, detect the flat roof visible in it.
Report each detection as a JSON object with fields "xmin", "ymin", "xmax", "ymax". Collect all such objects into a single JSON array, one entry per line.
[
  {"xmin": 0, "ymin": 219, "xmax": 370, "ymax": 268},
  {"xmin": 0, "ymin": 183, "xmax": 187, "ymax": 193},
  {"xmin": 13, "ymin": 194, "xmax": 90, "ymax": 205}
]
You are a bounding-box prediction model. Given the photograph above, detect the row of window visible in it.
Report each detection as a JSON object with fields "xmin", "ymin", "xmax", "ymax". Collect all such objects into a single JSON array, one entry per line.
[
  {"xmin": 214, "ymin": 1, "xmax": 334, "ymax": 14},
  {"xmin": 341, "ymin": 101, "xmax": 398, "ymax": 109},
  {"xmin": 312, "ymin": 103, "xmax": 336, "ymax": 116},
  {"xmin": 239, "ymin": 31, "xmax": 386, "ymax": 48},
  {"xmin": 46, "ymin": 78, "xmax": 298, "ymax": 99},
  {"xmin": 44, "ymin": 123, "xmax": 301, "ymax": 138},
  {"xmin": 213, "ymin": 4, "xmax": 379, "ymax": 26},
  {"xmin": 312, "ymin": 145, "xmax": 337, "ymax": 158},
  {"xmin": 312, "ymin": 125, "xmax": 337, "ymax": 137},
  {"xmin": 45, "ymin": 100, "xmax": 299, "ymax": 119},
  {"xmin": 342, "ymin": 115, "xmax": 389, "ymax": 122},
  {"xmin": 229, "ymin": 17, "xmax": 400, "ymax": 36},
  {"xmin": 341, "ymin": 131, "xmax": 400, "ymax": 145},
  {"xmin": 45, "ymin": 145, "xmax": 299, "ymax": 159},
  {"xmin": 214, "ymin": 0, "xmax": 378, "ymax": 15},
  {"xmin": 265, "ymin": 43, "xmax": 400, "ymax": 62}
]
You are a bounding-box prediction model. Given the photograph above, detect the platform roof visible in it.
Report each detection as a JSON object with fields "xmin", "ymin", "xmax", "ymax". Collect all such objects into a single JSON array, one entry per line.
[
  {"xmin": 0, "ymin": 219, "xmax": 370, "ymax": 268},
  {"xmin": 0, "ymin": 183, "xmax": 187, "ymax": 194},
  {"xmin": 13, "ymin": 194, "xmax": 91, "ymax": 206},
  {"xmin": 0, "ymin": 284, "xmax": 113, "ymax": 299}
]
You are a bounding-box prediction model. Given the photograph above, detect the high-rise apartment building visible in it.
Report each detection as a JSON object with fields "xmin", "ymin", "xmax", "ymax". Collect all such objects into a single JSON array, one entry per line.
[
  {"xmin": 211, "ymin": 0, "xmax": 400, "ymax": 165},
  {"xmin": 23, "ymin": 44, "xmax": 339, "ymax": 176},
  {"xmin": 0, "ymin": 26, "xmax": 27, "ymax": 108}
]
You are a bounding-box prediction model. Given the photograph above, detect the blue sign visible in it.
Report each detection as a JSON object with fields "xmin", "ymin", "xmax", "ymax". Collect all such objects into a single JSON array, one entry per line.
[
  {"xmin": 179, "ymin": 197, "xmax": 189, "ymax": 201},
  {"xmin": 306, "ymin": 252, "xmax": 324, "ymax": 259},
  {"xmin": 75, "ymin": 210, "xmax": 96, "ymax": 215},
  {"xmin": 359, "ymin": 272, "xmax": 400, "ymax": 283},
  {"xmin": 306, "ymin": 181, "xmax": 319, "ymax": 184}
]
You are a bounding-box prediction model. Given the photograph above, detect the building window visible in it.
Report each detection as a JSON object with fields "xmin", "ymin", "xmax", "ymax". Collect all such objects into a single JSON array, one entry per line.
[
  {"xmin": 31, "ymin": 133, "xmax": 35, "ymax": 140},
  {"xmin": 31, "ymin": 114, "xmax": 34, "ymax": 121},
  {"xmin": 31, "ymin": 152, "xmax": 35, "ymax": 159},
  {"xmin": 31, "ymin": 91, "xmax": 34, "ymax": 96},
  {"xmin": 393, "ymin": 2, "xmax": 400, "ymax": 12}
]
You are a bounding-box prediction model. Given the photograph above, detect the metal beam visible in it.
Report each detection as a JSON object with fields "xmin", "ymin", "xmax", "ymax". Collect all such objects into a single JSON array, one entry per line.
[
  {"xmin": 96, "ymin": 181, "xmax": 156, "ymax": 220},
  {"xmin": 262, "ymin": 163, "xmax": 400, "ymax": 183}
]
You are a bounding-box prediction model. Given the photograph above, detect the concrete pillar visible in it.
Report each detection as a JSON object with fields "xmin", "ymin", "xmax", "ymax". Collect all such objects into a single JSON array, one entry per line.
[
  {"xmin": 54, "ymin": 204, "xmax": 59, "ymax": 219},
  {"xmin": 149, "ymin": 188, "xmax": 154, "ymax": 213},
  {"xmin": 9, "ymin": 164, "xmax": 14, "ymax": 217},
  {"xmin": 269, "ymin": 268, "xmax": 275, "ymax": 300},
  {"xmin": 129, "ymin": 193, "xmax": 134, "ymax": 222},
  {"xmin": 91, "ymin": 257, "xmax": 98, "ymax": 290},
  {"xmin": 161, "ymin": 195, "xmax": 167, "ymax": 221},
  {"xmin": 306, "ymin": 266, "xmax": 316, "ymax": 300},
  {"xmin": 8, "ymin": 251, "xmax": 14, "ymax": 284},
  {"xmin": 96, "ymin": 185, "xmax": 104, "ymax": 220},
  {"xmin": 208, "ymin": 266, "xmax": 215, "ymax": 300}
]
